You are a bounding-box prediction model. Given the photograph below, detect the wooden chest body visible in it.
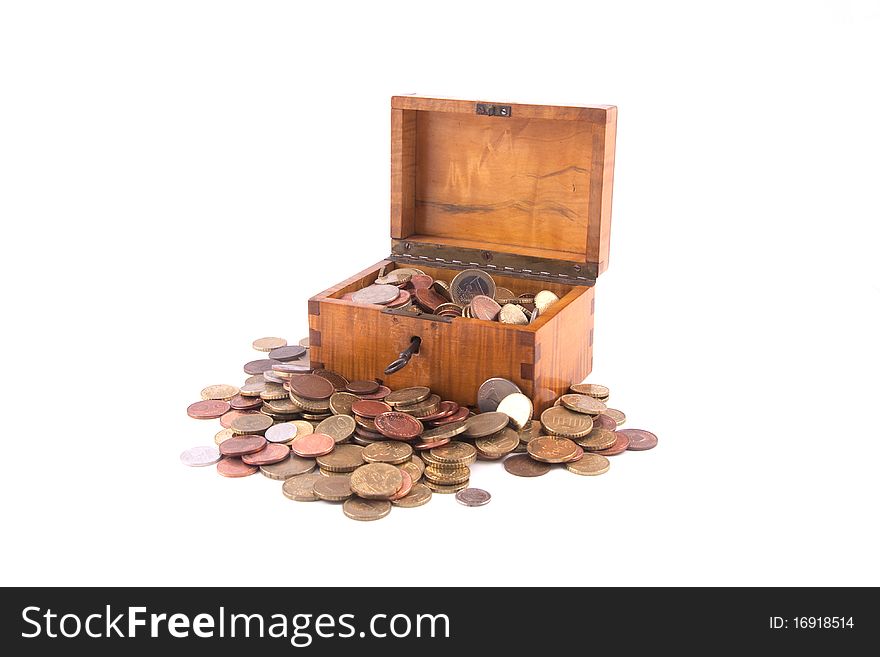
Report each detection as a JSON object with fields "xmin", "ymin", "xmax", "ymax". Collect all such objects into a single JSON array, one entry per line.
[{"xmin": 309, "ymin": 96, "xmax": 616, "ymax": 415}]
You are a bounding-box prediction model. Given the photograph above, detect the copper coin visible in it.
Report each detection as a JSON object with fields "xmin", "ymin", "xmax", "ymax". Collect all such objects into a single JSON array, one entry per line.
[
  {"xmin": 595, "ymin": 431, "xmax": 630, "ymax": 456},
  {"xmin": 527, "ymin": 435, "xmax": 579, "ymax": 463},
  {"xmin": 241, "ymin": 443, "xmax": 290, "ymax": 465},
  {"xmin": 356, "ymin": 385, "xmax": 391, "ymax": 401},
  {"xmin": 621, "ymin": 429, "xmax": 658, "ymax": 451},
  {"xmin": 354, "ymin": 415, "xmax": 379, "ymax": 431},
  {"xmin": 216, "ymin": 457, "xmax": 258, "ymax": 478},
  {"xmin": 431, "ymin": 407, "xmax": 470, "ymax": 425},
  {"xmin": 411, "ymin": 287, "xmax": 445, "ymax": 312},
  {"xmin": 503, "ymin": 454, "xmax": 552, "ymax": 477},
  {"xmin": 219, "ymin": 434, "xmax": 267, "ymax": 457},
  {"xmin": 413, "ymin": 436, "xmax": 451, "ymax": 450},
  {"xmin": 392, "ymin": 482, "xmax": 432, "ymax": 508},
  {"xmin": 290, "ymin": 432, "xmax": 336, "ymax": 457},
  {"xmin": 420, "ymin": 400, "xmax": 459, "ymax": 422},
  {"xmin": 229, "ymin": 394, "xmax": 262, "ymax": 411},
  {"xmin": 259, "ymin": 453, "xmax": 316, "ymax": 480},
  {"xmin": 592, "ymin": 414, "xmax": 618, "ymax": 431},
  {"xmin": 355, "ymin": 426, "xmax": 386, "ymax": 441},
  {"xmin": 410, "ymin": 274, "xmax": 434, "ymax": 289},
  {"xmin": 471, "ymin": 295, "xmax": 502, "ymax": 321},
  {"xmin": 386, "ymin": 289, "xmax": 412, "ymax": 309},
  {"xmin": 200, "ymin": 384, "xmax": 239, "ymax": 401},
  {"xmin": 230, "ymin": 413, "xmax": 273, "ymax": 434},
  {"xmin": 252, "ymin": 337, "xmax": 287, "ymax": 352},
  {"xmin": 566, "ymin": 445, "xmax": 585, "ymax": 462},
  {"xmin": 287, "ymin": 374, "xmax": 335, "ymax": 401},
  {"xmin": 388, "ymin": 469, "xmax": 414, "ymax": 500},
  {"xmin": 243, "ymin": 359, "xmax": 280, "ymax": 375},
  {"xmin": 351, "ymin": 399, "xmax": 392, "ymax": 418},
  {"xmin": 186, "ymin": 400, "xmax": 230, "ymax": 419},
  {"xmin": 313, "ymin": 369, "xmax": 349, "ymax": 392},
  {"xmin": 374, "ymin": 412, "xmax": 424, "ymax": 440},
  {"xmin": 347, "ymin": 380, "xmax": 380, "ymax": 395},
  {"xmin": 219, "ymin": 409, "xmax": 260, "ymax": 429},
  {"xmin": 313, "ymin": 475, "xmax": 353, "ymax": 502}
]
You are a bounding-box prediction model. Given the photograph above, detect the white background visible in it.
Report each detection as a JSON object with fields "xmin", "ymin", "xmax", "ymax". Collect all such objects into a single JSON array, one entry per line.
[{"xmin": 1, "ymin": 0, "xmax": 878, "ymax": 587}]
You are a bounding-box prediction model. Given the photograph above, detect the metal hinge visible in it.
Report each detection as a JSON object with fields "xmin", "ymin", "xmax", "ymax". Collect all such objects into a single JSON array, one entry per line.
[{"xmin": 475, "ymin": 103, "xmax": 512, "ymax": 117}]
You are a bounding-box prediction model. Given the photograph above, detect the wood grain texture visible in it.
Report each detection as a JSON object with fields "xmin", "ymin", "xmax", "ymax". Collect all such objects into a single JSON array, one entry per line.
[
  {"xmin": 390, "ymin": 108, "xmax": 416, "ymax": 239},
  {"xmin": 392, "ymin": 95, "xmax": 614, "ymax": 122}
]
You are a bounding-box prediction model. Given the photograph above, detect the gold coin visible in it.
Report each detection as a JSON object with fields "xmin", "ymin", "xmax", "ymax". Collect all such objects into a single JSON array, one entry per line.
[
  {"xmin": 475, "ymin": 427, "xmax": 520, "ymax": 458},
  {"xmin": 329, "ymin": 392, "xmax": 359, "ymax": 416},
  {"xmin": 421, "ymin": 452, "xmax": 465, "ymax": 469},
  {"xmin": 464, "ymin": 412, "xmax": 510, "ymax": 438},
  {"xmin": 260, "ymin": 453, "xmax": 316, "ymax": 480},
  {"xmin": 499, "ymin": 303, "xmax": 529, "ymax": 325},
  {"xmin": 565, "ymin": 452, "xmax": 611, "ymax": 476},
  {"xmin": 569, "ymin": 383, "xmax": 610, "ymax": 400},
  {"xmin": 604, "ymin": 408, "xmax": 626, "ymax": 426},
  {"xmin": 214, "ymin": 428, "xmax": 236, "ymax": 445},
  {"xmin": 527, "ymin": 435, "xmax": 580, "ymax": 463},
  {"xmin": 315, "ymin": 415, "xmax": 357, "ymax": 443},
  {"xmin": 343, "ymin": 497, "xmax": 392, "ymax": 521},
  {"xmin": 534, "ymin": 290, "xmax": 560, "ymax": 313},
  {"xmin": 395, "ymin": 394, "xmax": 441, "ymax": 418},
  {"xmin": 517, "ymin": 421, "xmax": 542, "ymax": 445},
  {"xmin": 200, "ymin": 384, "xmax": 239, "ymax": 401},
  {"xmin": 419, "ymin": 421, "xmax": 468, "ymax": 443},
  {"xmin": 230, "ymin": 413, "xmax": 273, "ymax": 435},
  {"xmin": 260, "ymin": 383, "xmax": 289, "ymax": 401},
  {"xmin": 385, "ymin": 386, "xmax": 431, "ymax": 407},
  {"xmin": 410, "ymin": 453, "xmax": 425, "ymax": 475},
  {"xmin": 288, "ymin": 392, "xmax": 331, "ymax": 413},
  {"xmin": 392, "ymin": 483, "xmax": 432, "ymax": 508},
  {"xmin": 362, "ymin": 441, "xmax": 413, "ymax": 465},
  {"xmin": 496, "ymin": 393, "xmax": 533, "ymax": 429},
  {"xmin": 313, "ymin": 475, "xmax": 353, "ymax": 502},
  {"xmin": 301, "ymin": 412, "xmax": 332, "ymax": 421},
  {"xmin": 290, "ymin": 420, "xmax": 314, "ymax": 441},
  {"xmin": 244, "ymin": 374, "xmax": 265, "ymax": 385},
  {"xmin": 424, "ymin": 479, "xmax": 469, "ymax": 494},
  {"xmin": 435, "ymin": 303, "xmax": 463, "ymax": 316},
  {"xmin": 282, "ymin": 473, "xmax": 322, "ymax": 501},
  {"xmin": 263, "ymin": 398, "xmax": 300, "ymax": 414},
  {"xmin": 375, "ymin": 270, "xmax": 413, "ymax": 286},
  {"xmin": 424, "ymin": 465, "xmax": 470, "ymax": 485},
  {"xmin": 239, "ymin": 381, "xmax": 266, "ymax": 397},
  {"xmin": 398, "ymin": 460, "xmax": 423, "ymax": 483},
  {"xmin": 494, "ymin": 287, "xmax": 515, "ymax": 301},
  {"xmin": 350, "ymin": 463, "xmax": 403, "ymax": 499},
  {"xmin": 575, "ymin": 428, "xmax": 617, "ymax": 451},
  {"xmin": 252, "ymin": 337, "xmax": 287, "ymax": 352},
  {"xmin": 540, "ymin": 406, "xmax": 593, "ymax": 438},
  {"xmin": 429, "ymin": 441, "xmax": 477, "ymax": 465},
  {"xmin": 560, "ymin": 393, "xmax": 607, "ymax": 416},
  {"xmin": 316, "ymin": 444, "xmax": 365, "ymax": 472}
]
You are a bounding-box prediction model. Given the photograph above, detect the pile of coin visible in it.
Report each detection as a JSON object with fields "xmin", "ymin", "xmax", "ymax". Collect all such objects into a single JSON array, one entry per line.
[
  {"xmin": 347, "ymin": 266, "xmax": 561, "ymax": 324},
  {"xmin": 183, "ymin": 337, "xmax": 658, "ymax": 520}
]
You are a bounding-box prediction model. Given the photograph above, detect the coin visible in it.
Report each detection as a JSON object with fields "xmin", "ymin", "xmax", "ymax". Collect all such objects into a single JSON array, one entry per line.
[
  {"xmin": 517, "ymin": 421, "xmax": 542, "ymax": 444},
  {"xmin": 219, "ymin": 409, "xmax": 260, "ymax": 428},
  {"xmin": 565, "ymin": 452, "xmax": 610, "ymax": 476},
  {"xmin": 264, "ymin": 422, "xmax": 297, "ymax": 444},
  {"xmin": 259, "ymin": 453, "xmax": 316, "ymax": 480},
  {"xmin": 620, "ymin": 429, "xmax": 658, "ymax": 451},
  {"xmin": 263, "ymin": 398, "xmax": 301, "ymax": 414},
  {"xmin": 471, "ymin": 295, "xmax": 502, "ymax": 321},
  {"xmin": 475, "ymin": 427, "xmax": 520, "ymax": 458},
  {"xmin": 187, "ymin": 400, "xmax": 230, "ymax": 419},
  {"xmin": 464, "ymin": 412, "xmax": 510, "ymax": 438},
  {"xmin": 352, "ymin": 284, "xmax": 400, "ymax": 305},
  {"xmin": 243, "ymin": 359, "xmax": 280, "ymax": 375},
  {"xmin": 421, "ymin": 400, "xmax": 459, "ymax": 422},
  {"xmin": 398, "ymin": 460, "xmax": 422, "ymax": 484},
  {"xmin": 386, "ymin": 289, "xmax": 412, "ymax": 309},
  {"xmin": 214, "ymin": 428, "xmax": 235, "ymax": 445},
  {"xmin": 244, "ymin": 374, "xmax": 265, "ymax": 385},
  {"xmin": 496, "ymin": 393, "xmax": 533, "ymax": 429},
  {"xmin": 388, "ymin": 470, "xmax": 414, "ymax": 500},
  {"xmin": 375, "ymin": 270, "xmax": 412, "ymax": 286},
  {"xmin": 560, "ymin": 393, "xmax": 607, "ymax": 416},
  {"xmin": 363, "ymin": 441, "xmax": 413, "ymax": 465},
  {"xmin": 423, "ymin": 479, "xmax": 469, "ymax": 494},
  {"xmin": 413, "ymin": 436, "xmax": 451, "ymax": 450},
  {"xmin": 413, "ymin": 287, "xmax": 447, "ymax": 312},
  {"xmin": 259, "ymin": 383, "xmax": 288, "ymax": 400},
  {"xmin": 180, "ymin": 445, "xmax": 222, "ymax": 467},
  {"xmin": 350, "ymin": 463, "xmax": 404, "ymax": 499},
  {"xmin": 592, "ymin": 414, "xmax": 618, "ymax": 431},
  {"xmin": 315, "ymin": 415, "xmax": 356, "ymax": 443},
  {"xmin": 219, "ymin": 434, "xmax": 267, "ymax": 457},
  {"xmin": 570, "ymin": 383, "xmax": 610, "ymax": 400},
  {"xmin": 503, "ymin": 454, "xmax": 552, "ymax": 477},
  {"xmin": 313, "ymin": 370, "xmax": 349, "ymax": 392},
  {"xmin": 313, "ymin": 475, "xmax": 353, "ymax": 502},
  {"xmin": 268, "ymin": 345, "xmax": 307, "ymax": 361},
  {"xmin": 357, "ymin": 385, "xmax": 392, "ymax": 401},
  {"xmin": 200, "ymin": 384, "xmax": 239, "ymax": 401},
  {"xmin": 566, "ymin": 445, "xmax": 585, "ymax": 463},
  {"xmin": 343, "ymin": 497, "xmax": 392, "ymax": 521},
  {"xmin": 317, "ymin": 444, "xmax": 365, "ymax": 472},
  {"xmin": 450, "ymin": 269, "xmax": 496, "ymax": 305},
  {"xmin": 595, "ymin": 431, "xmax": 629, "ymax": 456},
  {"xmin": 252, "ymin": 337, "xmax": 287, "ymax": 352},
  {"xmin": 534, "ymin": 290, "xmax": 560, "ymax": 313},
  {"xmin": 288, "ymin": 374, "xmax": 335, "ymax": 401},
  {"xmin": 374, "ymin": 411, "xmax": 424, "ymax": 440},
  {"xmin": 604, "ymin": 408, "xmax": 626, "ymax": 426},
  {"xmin": 290, "ymin": 432, "xmax": 335, "ymax": 457},
  {"xmin": 282, "ymin": 472, "xmax": 323, "ymax": 501},
  {"xmin": 432, "ymin": 279, "xmax": 452, "ymax": 300},
  {"xmin": 239, "ymin": 381, "xmax": 267, "ymax": 397},
  {"xmin": 346, "ymin": 380, "xmax": 380, "ymax": 395},
  {"xmin": 354, "ymin": 415, "xmax": 379, "ymax": 431},
  {"xmin": 273, "ymin": 361, "xmax": 312, "ymax": 374},
  {"xmin": 527, "ymin": 435, "xmax": 579, "ymax": 463},
  {"xmin": 241, "ymin": 443, "xmax": 290, "ymax": 466},
  {"xmin": 291, "ymin": 420, "xmax": 314, "ymax": 438},
  {"xmin": 455, "ymin": 487, "xmax": 491, "ymax": 507},
  {"xmin": 385, "ymin": 387, "xmax": 431, "ymax": 407},
  {"xmin": 216, "ymin": 457, "xmax": 258, "ymax": 478},
  {"xmin": 540, "ymin": 406, "xmax": 593, "ymax": 438},
  {"xmin": 395, "ymin": 394, "xmax": 441, "ymax": 419},
  {"xmin": 499, "ymin": 303, "xmax": 529, "ymax": 325},
  {"xmin": 330, "ymin": 392, "xmax": 360, "ymax": 415},
  {"xmin": 424, "ymin": 465, "xmax": 470, "ymax": 486},
  {"xmin": 229, "ymin": 394, "xmax": 263, "ymax": 410},
  {"xmin": 392, "ymin": 483, "xmax": 432, "ymax": 508},
  {"xmin": 477, "ymin": 378, "xmax": 522, "ymax": 412},
  {"xmin": 429, "ymin": 441, "xmax": 477, "ymax": 465},
  {"xmin": 289, "ymin": 392, "xmax": 331, "ymax": 413},
  {"xmin": 431, "ymin": 407, "xmax": 470, "ymax": 425},
  {"xmin": 351, "ymin": 399, "xmax": 392, "ymax": 418},
  {"xmin": 230, "ymin": 413, "xmax": 273, "ymax": 435},
  {"xmin": 575, "ymin": 428, "xmax": 617, "ymax": 451},
  {"xmin": 494, "ymin": 287, "xmax": 515, "ymax": 301}
]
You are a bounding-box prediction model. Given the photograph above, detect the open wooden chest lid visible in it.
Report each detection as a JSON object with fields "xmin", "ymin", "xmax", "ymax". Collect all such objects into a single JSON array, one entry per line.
[{"xmin": 390, "ymin": 95, "xmax": 617, "ymax": 284}]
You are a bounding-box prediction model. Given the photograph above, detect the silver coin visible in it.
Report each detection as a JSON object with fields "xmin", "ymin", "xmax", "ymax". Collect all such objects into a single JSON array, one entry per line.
[
  {"xmin": 477, "ymin": 377, "xmax": 522, "ymax": 412},
  {"xmin": 450, "ymin": 269, "xmax": 496, "ymax": 305},
  {"xmin": 180, "ymin": 445, "xmax": 222, "ymax": 467},
  {"xmin": 496, "ymin": 392, "xmax": 533, "ymax": 430},
  {"xmin": 455, "ymin": 487, "xmax": 491, "ymax": 507},
  {"xmin": 265, "ymin": 422, "xmax": 299, "ymax": 443},
  {"xmin": 529, "ymin": 307, "xmax": 541, "ymax": 324},
  {"xmin": 351, "ymin": 284, "xmax": 401, "ymax": 305}
]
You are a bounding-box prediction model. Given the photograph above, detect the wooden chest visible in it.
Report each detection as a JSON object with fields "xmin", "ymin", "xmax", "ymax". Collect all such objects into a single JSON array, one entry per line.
[{"xmin": 309, "ymin": 95, "xmax": 617, "ymax": 415}]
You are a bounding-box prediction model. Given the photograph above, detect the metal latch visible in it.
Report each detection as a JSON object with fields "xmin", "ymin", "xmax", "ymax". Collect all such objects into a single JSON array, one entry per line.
[
  {"xmin": 475, "ymin": 103, "xmax": 511, "ymax": 117},
  {"xmin": 385, "ymin": 336, "xmax": 422, "ymax": 375}
]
